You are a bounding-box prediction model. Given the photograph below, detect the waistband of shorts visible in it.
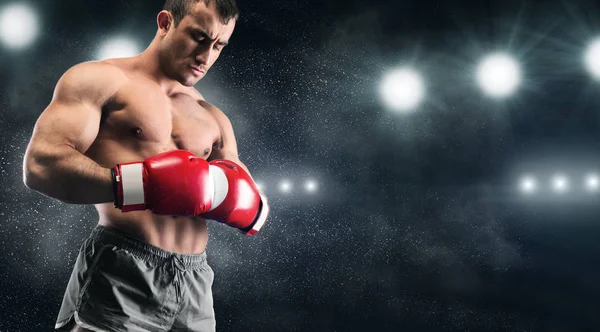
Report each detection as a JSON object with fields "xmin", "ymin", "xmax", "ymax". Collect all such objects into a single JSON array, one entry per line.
[{"xmin": 90, "ymin": 225, "xmax": 208, "ymax": 269}]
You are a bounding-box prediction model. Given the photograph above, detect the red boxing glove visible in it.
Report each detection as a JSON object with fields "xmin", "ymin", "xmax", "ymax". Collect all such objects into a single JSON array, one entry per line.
[
  {"xmin": 202, "ymin": 160, "xmax": 269, "ymax": 236},
  {"xmin": 112, "ymin": 150, "xmax": 213, "ymax": 215}
]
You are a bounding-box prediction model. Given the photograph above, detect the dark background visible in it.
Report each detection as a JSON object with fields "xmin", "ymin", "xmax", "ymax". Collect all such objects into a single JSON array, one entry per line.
[{"xmin": 2, "ymin": 0, "xmax": 600, "ymax": 331}]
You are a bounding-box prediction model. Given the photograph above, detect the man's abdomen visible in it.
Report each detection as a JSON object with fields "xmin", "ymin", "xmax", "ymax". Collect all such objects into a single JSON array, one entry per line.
[{"xmin": 95, "ymin": 203, "xmax": 209, "ymax": 254}]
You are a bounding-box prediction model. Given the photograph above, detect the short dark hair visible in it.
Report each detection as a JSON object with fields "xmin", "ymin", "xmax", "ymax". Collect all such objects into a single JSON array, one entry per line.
[{"xmin": 163, "ymin": 0, "xmax": 239, "ymax": 26}]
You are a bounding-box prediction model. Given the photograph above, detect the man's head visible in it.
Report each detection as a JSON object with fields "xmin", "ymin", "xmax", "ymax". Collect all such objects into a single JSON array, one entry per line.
[{"xmin": 157, "ymin": 0, "xmax": 239, "ymax": 86}]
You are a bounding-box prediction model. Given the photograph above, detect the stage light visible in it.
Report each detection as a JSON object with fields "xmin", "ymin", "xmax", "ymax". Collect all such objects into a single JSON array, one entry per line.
[
  {"xmin": 519, "ymin": 175, "xmax": 537, "ymax": 194},
  {"xmin": 379, "ymin": 68, "xmax": 425, "ymax": 112},
  {"xmin": 551, "ymin": 174, "xmax": 569, "ymax": 194},
  {"xmin": 477, "ymin": 53, "xmax": 521, "ymax": 98},
  {"xmin": 0, "ymin": 3, "xmax": 39, "ymax": 50},
  {"xmin": 97, "ymin": 36, "xmax": 140, "ymax": 60},
  {"xmin": 585, "ymin": 173, "xmax": 599, "ymax": 192},
  {"xmin": 304, "ymin": 179, "xmax": 318, "ymax": 193},
  {"xmin": 585, "ymin": 38, "xmax": 600, "ymax": 80},
  {"xmin": 279, "ymin": 180, "xmax": 292, "ymax": 194}
]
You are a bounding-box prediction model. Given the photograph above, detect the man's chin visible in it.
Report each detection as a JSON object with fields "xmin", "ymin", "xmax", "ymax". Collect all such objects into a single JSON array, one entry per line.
[{"xmin": 179, "ymin": 76, "xmax": 200, "ymax": 87}]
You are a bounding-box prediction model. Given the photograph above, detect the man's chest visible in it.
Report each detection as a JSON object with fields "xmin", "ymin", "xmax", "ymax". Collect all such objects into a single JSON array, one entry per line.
[{"xmin": 101, "ymin": 81, "xmax": 222, "ymax": 158}]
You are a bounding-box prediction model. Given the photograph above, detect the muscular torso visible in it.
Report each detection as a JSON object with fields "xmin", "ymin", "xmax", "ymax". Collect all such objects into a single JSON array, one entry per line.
[{"xmin": 86, "ymin": 59, "xmax": 222, "ymax": 254}]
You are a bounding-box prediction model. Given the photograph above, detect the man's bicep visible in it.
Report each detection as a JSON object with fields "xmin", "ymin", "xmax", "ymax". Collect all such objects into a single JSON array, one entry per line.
[
  {"xmin": 28, "ymin": 62, "xmax": 118, "ymax": 154},
  {"xmin": 32, "ymin": 98, "xmax": 102, "ymax": 153}
]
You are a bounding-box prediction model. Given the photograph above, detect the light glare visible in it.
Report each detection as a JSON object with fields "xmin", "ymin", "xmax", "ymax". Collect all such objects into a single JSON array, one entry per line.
[
  {"xmin": 305, "ymin": 179, "xmax": 318, "ymax": 193},
  {"xmin": 551, "ymin": 174, "xmax": 569, "ymax": 194},
  {"xmin": 585, "ymin": 39, "xmax": 600, "ymax": 79},
  {"xmin": 585, "ymin": 173, "xmax": 599, "ymax": 192},
  {"xmin": 380, "ymin": 68, "xmax": 425, "ymax": 112},
  {"xmin": 279, "ymin": 180, "xmax": 292, "ymax": 193},
  {"xmin": 97, "ymin": 36, "xmax": 140, "ymax": 60},
  {"xmin": 520, "ymin": 175, "xmax": 537, "ymax": 194},
  {"xmin": 477, "ymin": 53, "xmax": 521, "ymax": 98},
  {"xmin": 0, "ymin": 3, "xmax": 39, "ymax": 50}
]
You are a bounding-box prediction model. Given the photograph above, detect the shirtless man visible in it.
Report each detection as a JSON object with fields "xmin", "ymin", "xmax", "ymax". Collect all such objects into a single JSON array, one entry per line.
[{"xmin": 22, "ymin": 0, "xmax": 269, "ymax": 331}]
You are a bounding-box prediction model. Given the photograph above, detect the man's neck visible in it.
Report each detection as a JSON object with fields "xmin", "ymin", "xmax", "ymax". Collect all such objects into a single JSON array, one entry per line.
[{"xmin": 136, "ymin": 37, "xmax": 182, "ymax": 93}]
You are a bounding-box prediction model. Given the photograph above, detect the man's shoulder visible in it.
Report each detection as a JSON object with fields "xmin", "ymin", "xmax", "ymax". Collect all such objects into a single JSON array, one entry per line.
[
  {"xmin": 65, "ymin": 60, "xmax": 126, "ymax": 77},
  {"xmin": 55, "ymin": 60, "xmax": 128, "ymax": 105},
  {"xmin": 59, "ymin": 60, "xmax": 129, "ymax": 91},
  {"xmin": 196, "ymin": 98, "xmax": 226, "ymax": 116},
  {"xmin": 197, "ymin": 100, "xmax": 233, "ymax": 131}
]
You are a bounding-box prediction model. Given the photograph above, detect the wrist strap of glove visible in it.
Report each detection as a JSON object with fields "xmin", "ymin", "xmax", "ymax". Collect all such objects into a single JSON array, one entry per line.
[
  {"xmin": 111, "ymin": 167, "xmax": 119, "ymax": 209},
  {"xmin": 242, "ymin": 193, "xmax": 269, "ymax": 236}
]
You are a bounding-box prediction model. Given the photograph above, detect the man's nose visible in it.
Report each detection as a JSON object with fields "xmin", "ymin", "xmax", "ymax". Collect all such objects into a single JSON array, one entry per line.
[{"xmin": 195, "ymin": 44, "xmax": 213, "ymax": 65}]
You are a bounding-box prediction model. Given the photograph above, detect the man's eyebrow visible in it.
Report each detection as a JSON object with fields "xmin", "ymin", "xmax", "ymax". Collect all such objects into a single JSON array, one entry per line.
[{"xmin": 192, "ymin": 28, "xmax": 229, "ymax": 46}]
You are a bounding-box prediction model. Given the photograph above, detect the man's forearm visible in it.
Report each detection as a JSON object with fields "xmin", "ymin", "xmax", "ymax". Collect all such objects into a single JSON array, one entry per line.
[{"xmin": 23, "ymin": 146, "xmax": 115, "ymax": 204}]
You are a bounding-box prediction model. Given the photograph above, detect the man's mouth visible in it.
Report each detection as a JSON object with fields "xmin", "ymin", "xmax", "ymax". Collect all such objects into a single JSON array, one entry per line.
[{"xmin": 189, "ymin": 66, "xmax": 205, "ymax": 76}]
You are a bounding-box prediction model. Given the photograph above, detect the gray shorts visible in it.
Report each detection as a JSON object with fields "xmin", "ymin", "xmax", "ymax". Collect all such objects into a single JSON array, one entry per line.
[{"xmin": 55, "ymin": 225, "xmax": 216, "ymax": 332}]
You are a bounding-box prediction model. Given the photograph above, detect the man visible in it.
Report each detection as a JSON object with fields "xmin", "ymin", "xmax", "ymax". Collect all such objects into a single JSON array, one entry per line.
[{"xmin": 22, "ymin": 0, "xmax": 269, "ymax": 331}]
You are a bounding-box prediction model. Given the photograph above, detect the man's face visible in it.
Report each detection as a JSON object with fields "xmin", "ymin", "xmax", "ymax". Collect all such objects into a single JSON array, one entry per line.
[{"xmin": 159, "ymin": 1, "xmax": 236, "ymax": 87}]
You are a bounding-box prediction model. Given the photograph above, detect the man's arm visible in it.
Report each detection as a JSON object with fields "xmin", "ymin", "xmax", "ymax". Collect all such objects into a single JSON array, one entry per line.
[
  {"xmin": 23, "ymin": 62, "xmax": 121, "ymax": 204},
  {"xmin": 200, "ymin": 102, "xmax": 269, "ymax": 235},
  {"xmin": 204, "ymin": 102, "xmax": 253, "ymax": 176}
]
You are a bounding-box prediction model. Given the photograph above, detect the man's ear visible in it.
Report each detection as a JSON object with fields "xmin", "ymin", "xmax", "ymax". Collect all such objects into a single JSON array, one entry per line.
[{"xmin": 157, "ymin": 10, "xmax": 173, "ymax": 36}]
